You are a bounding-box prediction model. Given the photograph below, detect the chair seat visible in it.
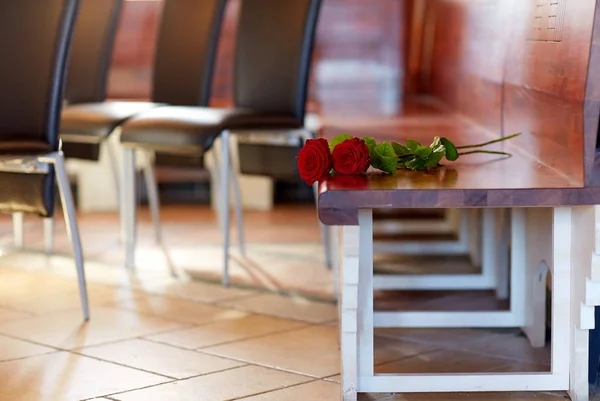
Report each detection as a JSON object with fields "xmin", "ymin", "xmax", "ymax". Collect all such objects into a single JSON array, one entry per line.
[
  {"xmin": 60, "ymin": 101, "xmax": 163, "ymax": 143},
  {"xmin": 119, "ymin": 106, "xmax": 302, "ymax": 154}
]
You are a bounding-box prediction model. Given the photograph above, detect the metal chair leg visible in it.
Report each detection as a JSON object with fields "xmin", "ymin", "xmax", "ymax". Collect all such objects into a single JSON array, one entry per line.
[
  {"xmin": 43, "ymin": 217, "xmax": 54, "ymax": 255},
  {"xmin": 107, "ymin": 133, "xmax": 122, "ymax": 205},
  {"xmin": 142, "ymin": 162, "xmax": 162, "ymax": 245},
  {"xmin": 12, "ymin": 212, "xmax": 24, "ymax": 248},
  {"xmin": 211, "ymin": 150, "xmax": 224, "ymax": 232},
  {"xmin": 229, "ymin": 156, "xmax": 246, "ymax": 257},
  {"xmin": 221, "ymin": 131, "xmax": 231, "ymax": 287},
  {"xmin": 51, "ymin": 153, "xmax": 89, "ymax": 321},
  {"xmin": 121, "ymin": 148, "xmax": 137, "ymax": 270},
  {"xmin": 212, "ymin": 149, "xmax": 245, "ymax": 256}
]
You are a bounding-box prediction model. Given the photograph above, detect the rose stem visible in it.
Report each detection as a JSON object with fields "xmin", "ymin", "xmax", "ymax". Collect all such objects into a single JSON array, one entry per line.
[
  {"xmin": 456, "ymin": 132, "xmax": 521, "ymax": 150},
  {"xmin": 458, "ymin": 150, "xmax": 512, "ymax": 157}
]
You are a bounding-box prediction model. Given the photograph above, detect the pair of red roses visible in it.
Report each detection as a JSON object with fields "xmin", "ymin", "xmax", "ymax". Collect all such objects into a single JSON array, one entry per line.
[{"xmin": 297, "ymin": 137, "xmax": 370, "ymax": 186}]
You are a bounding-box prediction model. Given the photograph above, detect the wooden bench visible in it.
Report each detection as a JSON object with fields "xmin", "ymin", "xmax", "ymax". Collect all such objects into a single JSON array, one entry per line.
[{"xmin": 318, "ymin": 0, "xmax": 600, "ymax": 399}]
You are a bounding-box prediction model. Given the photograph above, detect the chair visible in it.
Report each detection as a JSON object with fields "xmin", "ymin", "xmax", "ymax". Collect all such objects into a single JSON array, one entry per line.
[
  {"xmin": 0, "ymin": 0, "xmax": 89, "ymax": 320},
  {"xmin": 46, "ymin": 0, "xmax": 231, "ymax": 259},
  {"xmin": 119, "ymin": 0, "xmax": 324, "ymax": 285},
  {"xmin": 12, "ymin": 0, "xmax": 125, "ymax": 253}
]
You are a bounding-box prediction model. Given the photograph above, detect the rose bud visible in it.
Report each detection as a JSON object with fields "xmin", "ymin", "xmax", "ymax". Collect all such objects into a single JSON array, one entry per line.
[
  {"xmin": 332, "ymin": 138, "xmax": 371, "ymax": 175},
  {"xmin": 297, "ymin": 138, "xmax": 333, "ymax": 186}
]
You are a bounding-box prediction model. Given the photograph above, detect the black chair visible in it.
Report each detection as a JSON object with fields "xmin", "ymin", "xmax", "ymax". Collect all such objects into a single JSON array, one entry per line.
[
  {"xmin": 119, "ymin": 0, "xmax": 324, "ymax": 286},
  {"xmin": 55, "ymin": 0, "xmax": 233, "ymax": 263},
  {"xmin": 0, "ymin": 0, "xmax": 89, "ymax": 320},
  {"xmin": 12, "ymin": 0, "xmax": 125, "ymax": 254}
]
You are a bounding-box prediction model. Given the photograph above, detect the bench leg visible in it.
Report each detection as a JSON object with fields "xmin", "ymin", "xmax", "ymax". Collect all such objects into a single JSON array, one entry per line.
[
  {"xmin": 568, "ymin": 206, "xmax": 598, "ymax": 401},
  {"xmin": 341, "ymin": 224, "xmax": 360, "ymax": 400}
]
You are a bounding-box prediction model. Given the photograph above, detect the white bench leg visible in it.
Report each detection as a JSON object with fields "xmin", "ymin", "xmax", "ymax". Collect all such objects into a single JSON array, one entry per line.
[
  {"xmin": 568, "ymin": 205, "xmax": 599, "ymax": 401},
  {"xmin": 338, "ymin": 207, "xmax": 574, "ymax": 398},
  {"xmin": 341, "ymin": 224, "xmax": 360, "ymax": 401}
]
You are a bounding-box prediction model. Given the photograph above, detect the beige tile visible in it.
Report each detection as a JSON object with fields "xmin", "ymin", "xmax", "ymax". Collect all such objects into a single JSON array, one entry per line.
[
  {"xmin": 0, "ymin": 307, "xmax": 187, "ymax": 350},
  {"xmin": 461, "ymin": 333, "xmax": 551, "ymax": 365},
  {"xmin": 241, "ymin": 380, "xmax": 339, "ymax": 400},
  {"xmin": 0, "ymin": 334, "xmax": 55, "ymax": 361},
  {"xmin": 146, "ymin": 313, "xmax": 306, "ymax": 349},
  {"xmin": 204, "ymin": 325, "xmax": 436, "ymax": 378},
  {"xmin": 141, "ymin": 279, "xmax": 257, "ymax": 303},
  {"xmin": 79, "ymin": 338, "xmax": 244, "ymax": 379},
  {"xmin": 6, "ymin": 285, "xmax": 140, "ymax": 315},
  {"xmin": 111, "ymin": 365, "xmax": 311, "ymax": 401},
  {"xmin": 221, "ymin": 293, "xmax": 338, "ymax": 323},
  {"xmin": 0, "ymin": 306, "xmax": 32, "ymax": 323},
  {"xmin": 110, "ymin": 293, "xmax": 247, "ymax": 325},
  {"xmin": 375, "ymin": 349, "xmax": 515, "ymax": 374},
  {"xmin": 0, "ymin": 351, "xmax": 168, "ymax": 401}
]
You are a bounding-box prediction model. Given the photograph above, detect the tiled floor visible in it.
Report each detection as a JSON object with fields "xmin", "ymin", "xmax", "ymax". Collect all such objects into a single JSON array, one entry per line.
[{"xmin": 0, "ymin": 205, "xmax": 586, "ymax": 400}]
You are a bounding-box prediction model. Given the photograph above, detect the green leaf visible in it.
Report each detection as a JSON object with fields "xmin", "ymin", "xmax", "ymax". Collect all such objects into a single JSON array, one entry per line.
[
  {"xmin": 363, "ymin": 137, "xmax": 377, "ymax": 158},
  {"xmin": 405, "ymin": 157, "xmax": 428, "ymax": 171},
  {"xmin": 391, "ymin": 142, "xmax": 410, "ymax": 156},
  {"xmin": 406, "ymin": 139, "xmax": 420, "ymax": 152},
  {"xmin": 441, "ymin": 137, "xmax": 459, "ymax": 161},
  {"xmin": 425, "ymin": 145, "xmax": 446, "ymax": 168},
  {"xmin": 372, "ymin": 142, "xmax": 398, "ymax": 174},
  {"xmin": 415, "ymin": 145, "xmax": 432, "ymax": 158},
  {"xmin": 329, "ymin": 134, "xmax": 353, "ymax": 151}
]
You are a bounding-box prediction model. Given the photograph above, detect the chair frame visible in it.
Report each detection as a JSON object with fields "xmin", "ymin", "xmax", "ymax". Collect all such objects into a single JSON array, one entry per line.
[{"xmin": 1, "ymin": 150, "xmax": 89, "ymax": 320}]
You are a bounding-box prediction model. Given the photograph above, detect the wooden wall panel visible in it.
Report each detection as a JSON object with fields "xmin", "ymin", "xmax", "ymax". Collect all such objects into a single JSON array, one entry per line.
[
  {"xmin": 503, "ymin": 0, "xmax": 594, "ymax": 183},
  {"xmin": 424, "ymin": 0, "xmax": 513, "ymax": 133},
  {"xmin": 421, "ymin": 0, "xmax": 596, "ymax": 185}
]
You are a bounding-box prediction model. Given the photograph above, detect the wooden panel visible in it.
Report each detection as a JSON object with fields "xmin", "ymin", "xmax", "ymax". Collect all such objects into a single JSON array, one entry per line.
[
  {"xmin": 424, "ymin": 0, "xmax": 512, "ymax": 133},
  {"xmin": 503, "ymin": 0, "xmax": 594, "ymax": 184},
  {"xmin": 417, "ymin": 0, "xmax": 597, "ymax": 184}
]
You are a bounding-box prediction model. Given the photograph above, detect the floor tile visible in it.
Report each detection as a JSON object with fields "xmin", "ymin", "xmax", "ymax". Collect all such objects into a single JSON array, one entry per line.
[
  {"xmin": 110, "ymin": 365, "xmax": 311, "ymax": 401},
  {"xmin": 79, "ymin": 338, "xmax": 245, "ymax": 379},
  {"xmin": 0, "ymin": 334, "xmax": 55, "ymax": 361},
  {"xmin": 141, "ymin": 279, "xmax": 257, "ymax": 303},
  {"xmin": 0, "ymin": 306, "xmax": 32, "ymax": 323},
  {"xmin": 375, "ymin": 349, "xmax": 520, "ymax": 374},
  {"xmin": 240, "ymin": 380, "xmax": 339, "ymax": 400},
  {"xmin": 5, "ymin": 285, "xmax": 140, "ymax": 315},
  {"xmin": 375, "ymin": 327, "xmax": 493, "ymax": 348},
  {"xmin": 204, "ymin": 325, "xmax": 437, "ymax": 378},
  {"xmin": 110, "ymin": 293, "xmax": 247, "ymax": 325},
  {"xmin": 0, "ymin": 351, "xmax": 168, "ymax": 401},
  {"xmin": 460, "ymin": 332, "xmax": 551, "ymax": 365},
  {"xmin": 0, "ymin": 307, "xmax": 187, "ymax": 350},
  {"xmin": 146, "ymin": 313, "xmax": 306, "ymax": 349},
  {"xmin": 221, "ymin": 293, "xmax": 337, "ymax": 323}
]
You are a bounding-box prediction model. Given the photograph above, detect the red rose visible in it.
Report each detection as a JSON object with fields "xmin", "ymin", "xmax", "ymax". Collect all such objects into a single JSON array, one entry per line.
[
  {"xmin": 332, "ymin": 138, "xmax": 371, "ymax": 175},
  {"xmin": 297, "ymin": 138, "xmax": 333, "ymax": 186}
]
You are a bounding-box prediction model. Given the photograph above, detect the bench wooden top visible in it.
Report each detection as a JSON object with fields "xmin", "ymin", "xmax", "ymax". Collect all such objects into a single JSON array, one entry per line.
[{"xmin": 317, "ymin": 112, "xmax": 600, "ymax": 226}]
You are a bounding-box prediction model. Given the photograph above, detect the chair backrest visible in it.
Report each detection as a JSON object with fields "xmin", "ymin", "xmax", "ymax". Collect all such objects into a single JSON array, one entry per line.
[
  {"xmin": 234, "ymin": 0, "xmax": 322, "ymax": 123},
  {"xmin": 152, "ymin": 0, "xmax": 228, "ymax": 106},
  {"xmin": 0, "ymin": 0, "xmax": 80, "ymax": 152},
  {"xmin": 65, "ymin": 0, "xmax": 123, "ymax": 104}
]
